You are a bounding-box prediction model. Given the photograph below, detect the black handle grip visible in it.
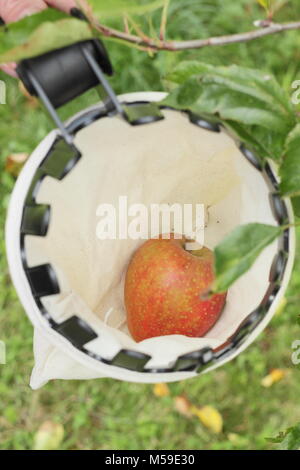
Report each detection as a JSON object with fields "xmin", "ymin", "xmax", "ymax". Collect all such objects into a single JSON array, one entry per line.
[
  {"xmin": 17, "ymin": 39, "xmax": 113, "ymax": 109},
  {"xmin": 16, "ymin": 38, "xmax": 163, "ymax": 144}
]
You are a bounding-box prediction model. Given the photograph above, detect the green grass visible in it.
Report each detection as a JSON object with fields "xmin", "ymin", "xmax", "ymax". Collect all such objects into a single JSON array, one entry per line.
[{"xmin": 1, "ymin": 0, "xmax": 300, "ymax": 450}]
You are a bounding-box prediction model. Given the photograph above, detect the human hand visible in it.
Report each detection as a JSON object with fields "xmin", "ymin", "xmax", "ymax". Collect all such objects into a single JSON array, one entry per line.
[{"xmin": 0, "ymin": 0, "xmax": 85, "ymax": 76}]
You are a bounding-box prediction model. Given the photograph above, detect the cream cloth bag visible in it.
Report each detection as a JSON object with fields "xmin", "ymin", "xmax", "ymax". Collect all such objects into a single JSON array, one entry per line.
[{"xmin": 6, "ymin": 92, "xmax": 295, "ymax": 389}]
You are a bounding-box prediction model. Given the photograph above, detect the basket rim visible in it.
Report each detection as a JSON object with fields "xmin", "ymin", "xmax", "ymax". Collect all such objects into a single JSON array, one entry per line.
[{"xmin": 5, "ymin": 91, "xmax": 296, "ymax": 381}]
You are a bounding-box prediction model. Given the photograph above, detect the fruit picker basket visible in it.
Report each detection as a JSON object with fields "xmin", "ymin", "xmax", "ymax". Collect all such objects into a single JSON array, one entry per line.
[{"xmin": 5, "ymin": 39, "xmax": 295, "ymax": 388}]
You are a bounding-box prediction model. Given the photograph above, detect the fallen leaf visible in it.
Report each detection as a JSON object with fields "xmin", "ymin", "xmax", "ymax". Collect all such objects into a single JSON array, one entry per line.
[
  {"xmin": 153, "ymin": 383, "xmax": 170, "ymax": 397},
  {"xmin": 174, "ymin": 395, "xmax": 192, "ymax": 417},
  {"xmin": 33, "ymin": 421, "xmax": 64, "ymax": 450},
  {"xmin": 191, "ymin": 405, "xmax": 223, "ymax": 434},
  {"xmin": 261, "ymin": 368, "xmax": 286, "ymax": 387},
  {"xmin": 228, "ymin": 432, "xmax": 240, "ymax": 443},
  {"xmin": 5, "ymin": 153, "xmax": 28, "ymax": 177},
  {"xmin": 227, "ymin": 432, "xmax": 249, "ymax": 447}
]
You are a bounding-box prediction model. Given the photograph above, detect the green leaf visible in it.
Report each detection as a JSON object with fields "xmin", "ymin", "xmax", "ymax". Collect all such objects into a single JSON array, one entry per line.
[
  {"xmin": 87, "ymin": 0, "xmax": 165, "ymax": 18},
  {"xmin": 166, "ymin": 61, "xmax": 294, "ymax": 119},
  {"xmin": 256, "ymin": 0, "xmax": 273, "ymax": 11},
  {"xmin": 256, "ymin": 0, "xmax": 284, "ymax": 15},
  {"xmin": 0, "ymin": 9, "xmax": 66, "ymax": 57},
  {"xmin": 0, "ymin": 18, "xmax": 93, "ymax": 63},
  {"xmin": 164, "ymin": 80, "xmax": 286, "ymax": 131},
  {"xmin": 0, "ymin": 0, "xmax": 165, "ymax": 63},
  {"xmin": 224, "ymin": 120, "xmax": 284, "ymax": 162},
  {"xmin": 280, "ymin": 123, "xmax": 300, "ymax": 197},
  {"xmin": 269, "ymin": 423, "xmax": 300, "ymax": 450},
  {"xmin": 166, "ymin": 61, "xmax": 208, "ymax": 84},
  {"xmin": 213, "ymin": 223, "xmax": 282, "ymax": 293},
  {"xmin": 167, "ymin": 61, "xmax": 295, "ymax": 126},
  {"xmin": 257, "ymin": 0, "xmax": 268, "ymax": 8},
  {"xmin": 292, "ymin": 196, "xmax": 300, "ymax": 217},
  {"xmin": 163, "ymin": 62, "xmax": 296, "ymax": 162},
  {"xmin": 163, "ymin": 84, "xmax": 288, "ymax": 160}
]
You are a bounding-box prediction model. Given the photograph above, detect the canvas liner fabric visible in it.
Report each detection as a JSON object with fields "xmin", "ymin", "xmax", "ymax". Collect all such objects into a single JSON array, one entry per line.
[{"xmin": 6, "ymin": 92, "xmax": 295, "ymax": 388}]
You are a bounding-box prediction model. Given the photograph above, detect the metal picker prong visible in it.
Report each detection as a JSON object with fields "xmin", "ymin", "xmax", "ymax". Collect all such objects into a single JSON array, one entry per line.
[
  {"xmin": 81, "ymin": 46, "xmax": 124, "ymax": 116},
  {"xmin": 25, "ymin": 69, "xmax": 74, "ymax": 145}
]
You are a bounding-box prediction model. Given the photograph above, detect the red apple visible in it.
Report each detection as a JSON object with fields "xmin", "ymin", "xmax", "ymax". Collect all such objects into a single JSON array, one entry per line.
[{"xmin": 124, "ymin": 235, "xmax": 227, "ymax": 342}]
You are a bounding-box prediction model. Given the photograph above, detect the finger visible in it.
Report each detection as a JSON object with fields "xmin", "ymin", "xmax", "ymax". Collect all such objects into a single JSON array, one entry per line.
[
  {"xmin": 46, "ymin": 0, "xmax": 89, "ymax": 18},
  {"xmin": 0, "ymin": 0, "xmax": 47, "ymax": 24},
  {"xmin": 0, "ymin": 63, "xmax": 18, "ymax": 77},
  {"xmin": 45, "ymin": 0, "xmax": 78, "ymax": 14}
]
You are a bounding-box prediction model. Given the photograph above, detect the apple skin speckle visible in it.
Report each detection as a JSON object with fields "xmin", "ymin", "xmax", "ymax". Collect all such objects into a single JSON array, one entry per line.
[{"xmin": 124, "ymin": 234, "xmax": 227, "ymax": 342}]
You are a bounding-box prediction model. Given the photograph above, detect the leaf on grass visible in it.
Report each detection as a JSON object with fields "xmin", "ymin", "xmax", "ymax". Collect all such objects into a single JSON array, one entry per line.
[
  {"xmin": 268, "ymin": 423, "xmax": 300, "ymax": 450},
  {"xmin": 261, "ymin": 368, "xmax": 286, "ymax": 387},
  {"xmin": 280, "ymin": 123, "xmax": 300, "ymax": 197},
  {"xmin": 191, "ymin": 405, "xmax": 223, "ymax": 434},
  {"xmin": 0, "ymin": 18, "xmax": 92, "ymax": 63},
  {"xmin": 227, "ymin": 433, "xmax": 240, "ymax": 443},
  {"xmin": 174, "ymin": 395, "xmax": 193, "ymax": 417},
  {"xmin": 153, "ymin": 383, "xmax": 170, "ymax": 397},
  {"xmin": 212, "ymin": 223, "xmax": 282, "ymax": 293},
  {"xmin": 5, "ymin": 153, "xmax": 29, "ymax": 178},
  {"xmin": 33, "ymin": 421, "xmax": 64, "ymax": 450}
]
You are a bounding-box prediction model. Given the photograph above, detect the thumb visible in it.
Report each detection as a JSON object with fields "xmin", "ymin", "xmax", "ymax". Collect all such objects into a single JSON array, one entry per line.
[
  {"xmin": 45, "ymin": 0, "xmax": 85, "ymax": 14},
  {"xmin": 0, "ymin": 0, "xmax": 47, "ymax": 24}
]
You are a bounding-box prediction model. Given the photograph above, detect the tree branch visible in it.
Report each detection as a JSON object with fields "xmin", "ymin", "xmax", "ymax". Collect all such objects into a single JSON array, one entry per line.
[{"xmin": 92, "ymin": 20, "xmax": 300, "ymax": 51}]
